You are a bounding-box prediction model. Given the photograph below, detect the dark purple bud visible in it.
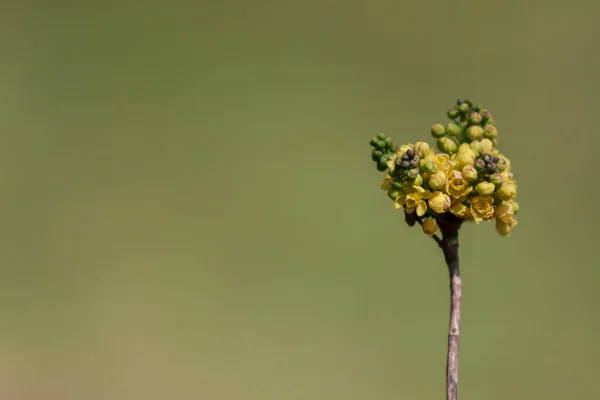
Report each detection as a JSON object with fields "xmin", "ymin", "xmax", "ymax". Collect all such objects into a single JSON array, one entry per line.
[
  {"xmin": 492, "ymin": 157, "xmax": 499, "ymax": 164},
  {"xmin": 475, "ymin": 159, "xmax": 486, "ymax": 170},
  {"xmin": 400, "ymin": 160, "xmax": 410, "ymax": 168},
  {"xmin": 401, "ymin": 153, "xmax": 410, "ymax": 161},
  {"xmin": 395, "ymin": 157, "xmax": 403, "ymax": 167},
  {"xmin": 406, "ymin": 149, "xmax": 416, "ymax": 159},
  {"xmin": 487, "ymin": 163, "xmax": 497, "ymax": 172},
  {"xmin": 409, "ymin": 159, "xmax": 419, "ymax": 168},
  {"xmin": 482, "ymin": 153, "xmax": 491, "ymax": 163}
]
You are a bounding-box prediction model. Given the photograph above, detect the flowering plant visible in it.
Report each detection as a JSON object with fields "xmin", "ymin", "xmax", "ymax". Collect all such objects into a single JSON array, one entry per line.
[{"xmin": 368, "ymin": 99, "xmax": 519, "ymax": 400}]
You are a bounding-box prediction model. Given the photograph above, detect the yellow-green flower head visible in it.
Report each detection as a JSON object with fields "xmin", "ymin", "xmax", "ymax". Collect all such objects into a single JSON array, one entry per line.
[
  {"xmin": 466, "ymin": 125, "xmax": 484, "ymax": 141},
  {"xmin": 449, "ymin": 199, "xmax": 472, "ymax": 219},
  {"xmin": 456, "ymin": 147, "xmax": 477, "ymax": 166},
  {"xmin": 428, "ymin": 191, "xmax": 452, "ymax": 214},
  {"xmin": 461, "ymin": 165, "xmax": 478, "ymax": 181},
  {"xmin": 446, "ymin": 170, "xmax": 473, "ymax": 199},
  {"xmin": 422, "ymin": 217, "xmax": 438, "ymax": 236},
  {"xmin": 476, "ymin": 181, "xmax": 495, "ymax": 196},
  {"xmin": 414, "ymin": 141, "xmax": 430, "ymax": 158},
  {"xmin": 497, "ymin": 181, "xmax": 517, "ymax": 201},
  {"xmin": 429, "ymin": 171, "xmax": 447, "ymax": 190},
  {"xmin": 469, "ymin": 195, "xmax": 495, "ymax": 223},
  {"xmin": 434, "ymin": 154, "xmax": 453, "ymax": 173},
  {"xmin": 437, "ymin": 137, "xmax": 458, "ymax": 155},
  {"xmin": 470, "ymin": 140, "xmax": 483, "ymax": 156},
  {"xmin": 480, "ymin": 138, "xmax": 494, "ymax": 154},
  {"xmin": 483, "ymin": 125, "xmax": 498, "ymax": 139}
]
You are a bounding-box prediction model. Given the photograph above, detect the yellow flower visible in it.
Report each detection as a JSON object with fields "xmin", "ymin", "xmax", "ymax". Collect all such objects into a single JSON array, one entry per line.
[
  {"xmin": 433, "ymin": 153, "xmax": 452, "ymax": 173},
  {"xmin": 469, "ymin": 195, "xmax": 495, "ymax": 223},
  {"xmin": 495, "ymin": 202, "xmax": 518, "ymax": 226},
  {"xmin": 422, "ymin": 218, "xmax": 438, "ymax": 236},
  {"xmin": 414, "ymin": 141, "xmax": 430, "ymax": 158},
  {"xmin": 498, "ymin": 181, "xmax": 517, "ymax": 201},
  {"xmin": 429, "ymin": 171, "xmax": 447, "ymax": 190},
  {"xmin": 394, "ymin": 192, "xmax": 406, "ymax": 209},
  {"xmin": 380, "ymin": 175, "xmax": 392, "ymax": 191},
  {"xmin": 449, "ymin": 201, "xmax": 472, "ymax": 219},
  {"xmin": 476, "ymin": 181, "xmax": 495, "ymax": 196},
  {"xmin": 456, "ymin": 147, "xmax": 477, "ymax": 166},
  {"xmin": 445, "ymin": 170, "xmax": 473, "ymax": 199},
  {"xmin": 403, "ymin": 188, "xmax": 432, "ymax": 217},
  {"xmin": 428, "ymin": 191, "xmax": 452, "ymax": 214},
  {"xmin": 507, "ymin": 200, "xmax": 520, "ymax": 213}
]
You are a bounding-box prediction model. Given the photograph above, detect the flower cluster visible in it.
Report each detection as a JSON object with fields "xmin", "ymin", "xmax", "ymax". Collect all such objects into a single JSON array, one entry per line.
[{"xmin": 369, "ymin": 99, "xmax": 519, "ymax": 237}]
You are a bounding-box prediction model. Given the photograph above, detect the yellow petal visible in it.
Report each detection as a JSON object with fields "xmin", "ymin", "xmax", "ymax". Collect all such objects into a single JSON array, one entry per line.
[{"xmin": 416, "ymin": 200, "xmax": 427, "ymax": 217}]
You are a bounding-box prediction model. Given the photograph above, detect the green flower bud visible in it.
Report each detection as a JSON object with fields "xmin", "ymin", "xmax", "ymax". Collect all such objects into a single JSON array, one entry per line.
[
  {"xmin": 476, "ymin": 181, "xmax": 495, "ymax": 196},
  {"xmin": 461, "ymin": 165, "xmax": 478, "ymax": 181},
  {"xmin": 468, "ymin": 112, "xmax": 483, "ymax": 125},
  {"xmin": 437, "ymin": 137, "xmax": 458, "ymax": 155},
  {"xmin": 480, "ymin": 138, "xmax": 494, "ymax": 153},
  {"xmin": 377, "ymin": 161, "xmax": 388, "ymax": 171},
  {"xmin": 385, "ymin": 137, "xmax": 394, "ymax": 149},
  {"xmin": 372, "ymin": 150, "xmax": 383, "ymax": 161},
  {"xmin": 370, "ymin": 137, "xmax": 379, "ymax": 146},
  {"xmin": 466, "ymin": 125, "xmax": 483, "ymax": 141},
  {"xmin": 387, "ymin": 190, "xmax": 401, "ymax": 201},
  {"xmin": 431, "ymin": 124, "xmax": 446, "ymax": 138},
  {"xmin": 407, "ymin": 168, "xmax": 419, "ymax": 180},
  {"xmin": 483, "ymin": 125, "xmax": 498, "ymax": 139},
  {"xmin": 470, "ymin": 140, "xmax": 483, "ymax": 156},
  {"xmin": 472, "ymin": 104, "xmax": 482, "ymax": 112},
  {"xmin": 377, "ymin": 133, "xmax": 387, "ymax": 140},
  {"xmin": 458, "ymin": 103, "xmax": 470, "ymax": 113},
  {"xmin": 447, "ymin": 108, "xmax": 460, "ymax": 119},
  {"xmin": 446, "ymin": 122, "xmax": 460, "ymax": 136},
  {"xmin": 474, "ymin": 159, "xmax": 486, "ymax": 170},
  {"xmin": 377, "ymin": 140, "xmax": 387, "ymax": 150},
  {"xmin": 496, "ymin": 157, "xmax": 508, "ymax": 172},
  {"xmin": 489, "ymin": 172, "xmax": 504, "ymax": 186},
  {"xmin": 390, "ymin": 178, "xmax": 403, "ymax": 189},
  {"xmin": 480, "ymin": 109, "xmax": 492, "ymax": 121},
  {"xmin": 485, "ymin": 117, "xmax": 495, "ymax": 126},
  {"xmin": 422, "ymin": 161, "xmax": 437, "ymax": 173}
]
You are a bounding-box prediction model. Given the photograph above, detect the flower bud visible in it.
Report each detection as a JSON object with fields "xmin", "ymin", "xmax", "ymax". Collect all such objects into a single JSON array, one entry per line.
[
  {"xmin": 476, "ymin": 181, "xmax": 495, "ymax": 196},
  {"xmin": 446, "ymin": 122, "xmax": 460, "ymax": 136},
  {"xmin": 431, "ymin": 124, "xmax": 446, "ymax": 138},
  {"xmin": 492, "ymin": 139, "xmax": 498, "ymax": 147},
  {"xmin": 495, "ymin": 220, "xmax": 512, "ymax": 237},
  {"xmin": 370, "ymin": 137, "xmax": 379, "ymax": 146},
  {"xmin": 377, "ymin": 133, "xmax": 387, "ymax": 140},
  {"xmin": 483, "ymin": 125, "xmax": 498, "ymax": 139},
  {"xmin": 466, "ymin": 125, "xmax": 483, "ymax": 141},
  {"xmin": 485, "ymin": 117, "xmax": 495, "ymax": 126},
  {"xmin": 498, "ymin": 181, "xmax": 517, "ymax": 201},
  {"xmin": 372, "ymin": 150, "xmax": 383, "ymax": 161},
  {"xmin": 480, "ymin": 138, "xmax": 494, "ymax": 153},
  {"xmin": 385, "ymin": 137, "xmax": 394, "ymax": 149},
  {"xmin": 390, "ymin": 178, "xmax": 403, "ymax": 189},
  {"xmin": 456, "ymin": 147, "xmax": 477, "ymax": 166},
  {"xmin": 429, "ymin": 171, "xmax": 447, "ymax": 190},
  {"xmin": 468, "ymin": 112, "xmax": 483, "ymax": 125},
  {"xmin": 447, "ymin": 108, "xmax": 460, "ymax": 119},
  {"xmin": 414, "ymin": 141, "xmax": 430, "ymax": 158},
  {"xmin": 377, "ymin": 161, "xmax": 388, "ymax": 171},
  {"xmin": 409, "ymin": 158, "xmax": 419, "ymax": 168},
  {"xmin": 422, "ymin": 217, "xmax": 438, "ymax": 237},
  {"xmin": 472, "ymin": 104, "xmax": 482, "ymax": 112},
  {"xmin": 459, "ymin": 103, "xmax": 470, "ymax": 113},
  {"xmin": 376, "ymin": 140, "xmax": 387, "ymax": 150},
  {"xmin": 461, "ymin": 165, "xmax": 478, "ymax": 181},
  {"xmin": 406, "ymin": 149, "xmax": 416, "ymax": 159},
  {"xmin": 413, "ymin": 174, "xmax": 423, "ymax": 186},
  {"xmin": 474, "ymin": 159, "xmax": 486, "ymax": 170},
  {"xmin": 422, "ymin": 161, "xmax": 437, "ymax": 173},
  {"xmin": 507, "ymin": 200, "xmax": 520, "ymax": 213},
  {"xmin": 489, "ymin": 172, "xmax": 504, "ymax": 186},
  {"xmin": 400, "ymin": 160, "xmax": 410, "ymax": 168},
  {"xmin": 437, "ymin": 137, "xmax": 458, "ymax": 154},
  {"xmin": 469, "ymin": 140, "xmax": 483, "ymax": 156},
  {"xmin": 387, "ymin": 190, "xmax": 401, "ymax": 201},
  {"xmin": 480, "ymin": 109, "xmax": 492, "ymax": 121},
  {"xmin": 407, "ymin": 168, "xmax": 419, "ymax": 180},
  {"xmin": 486, "ymin": 162, "xmax": 497, "ymax": 173}
]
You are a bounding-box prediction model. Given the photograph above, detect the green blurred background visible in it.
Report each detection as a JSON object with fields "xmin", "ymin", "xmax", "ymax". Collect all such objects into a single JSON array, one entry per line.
[{"xmin": 1, "ymin": 1, "xmax": 599, "ymax": 399}]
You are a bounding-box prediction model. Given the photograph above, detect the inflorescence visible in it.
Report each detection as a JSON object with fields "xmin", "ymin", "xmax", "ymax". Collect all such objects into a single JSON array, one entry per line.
[{"xmin": 369, "ymin": 99, "xmax": 519, "ymax": 237}]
